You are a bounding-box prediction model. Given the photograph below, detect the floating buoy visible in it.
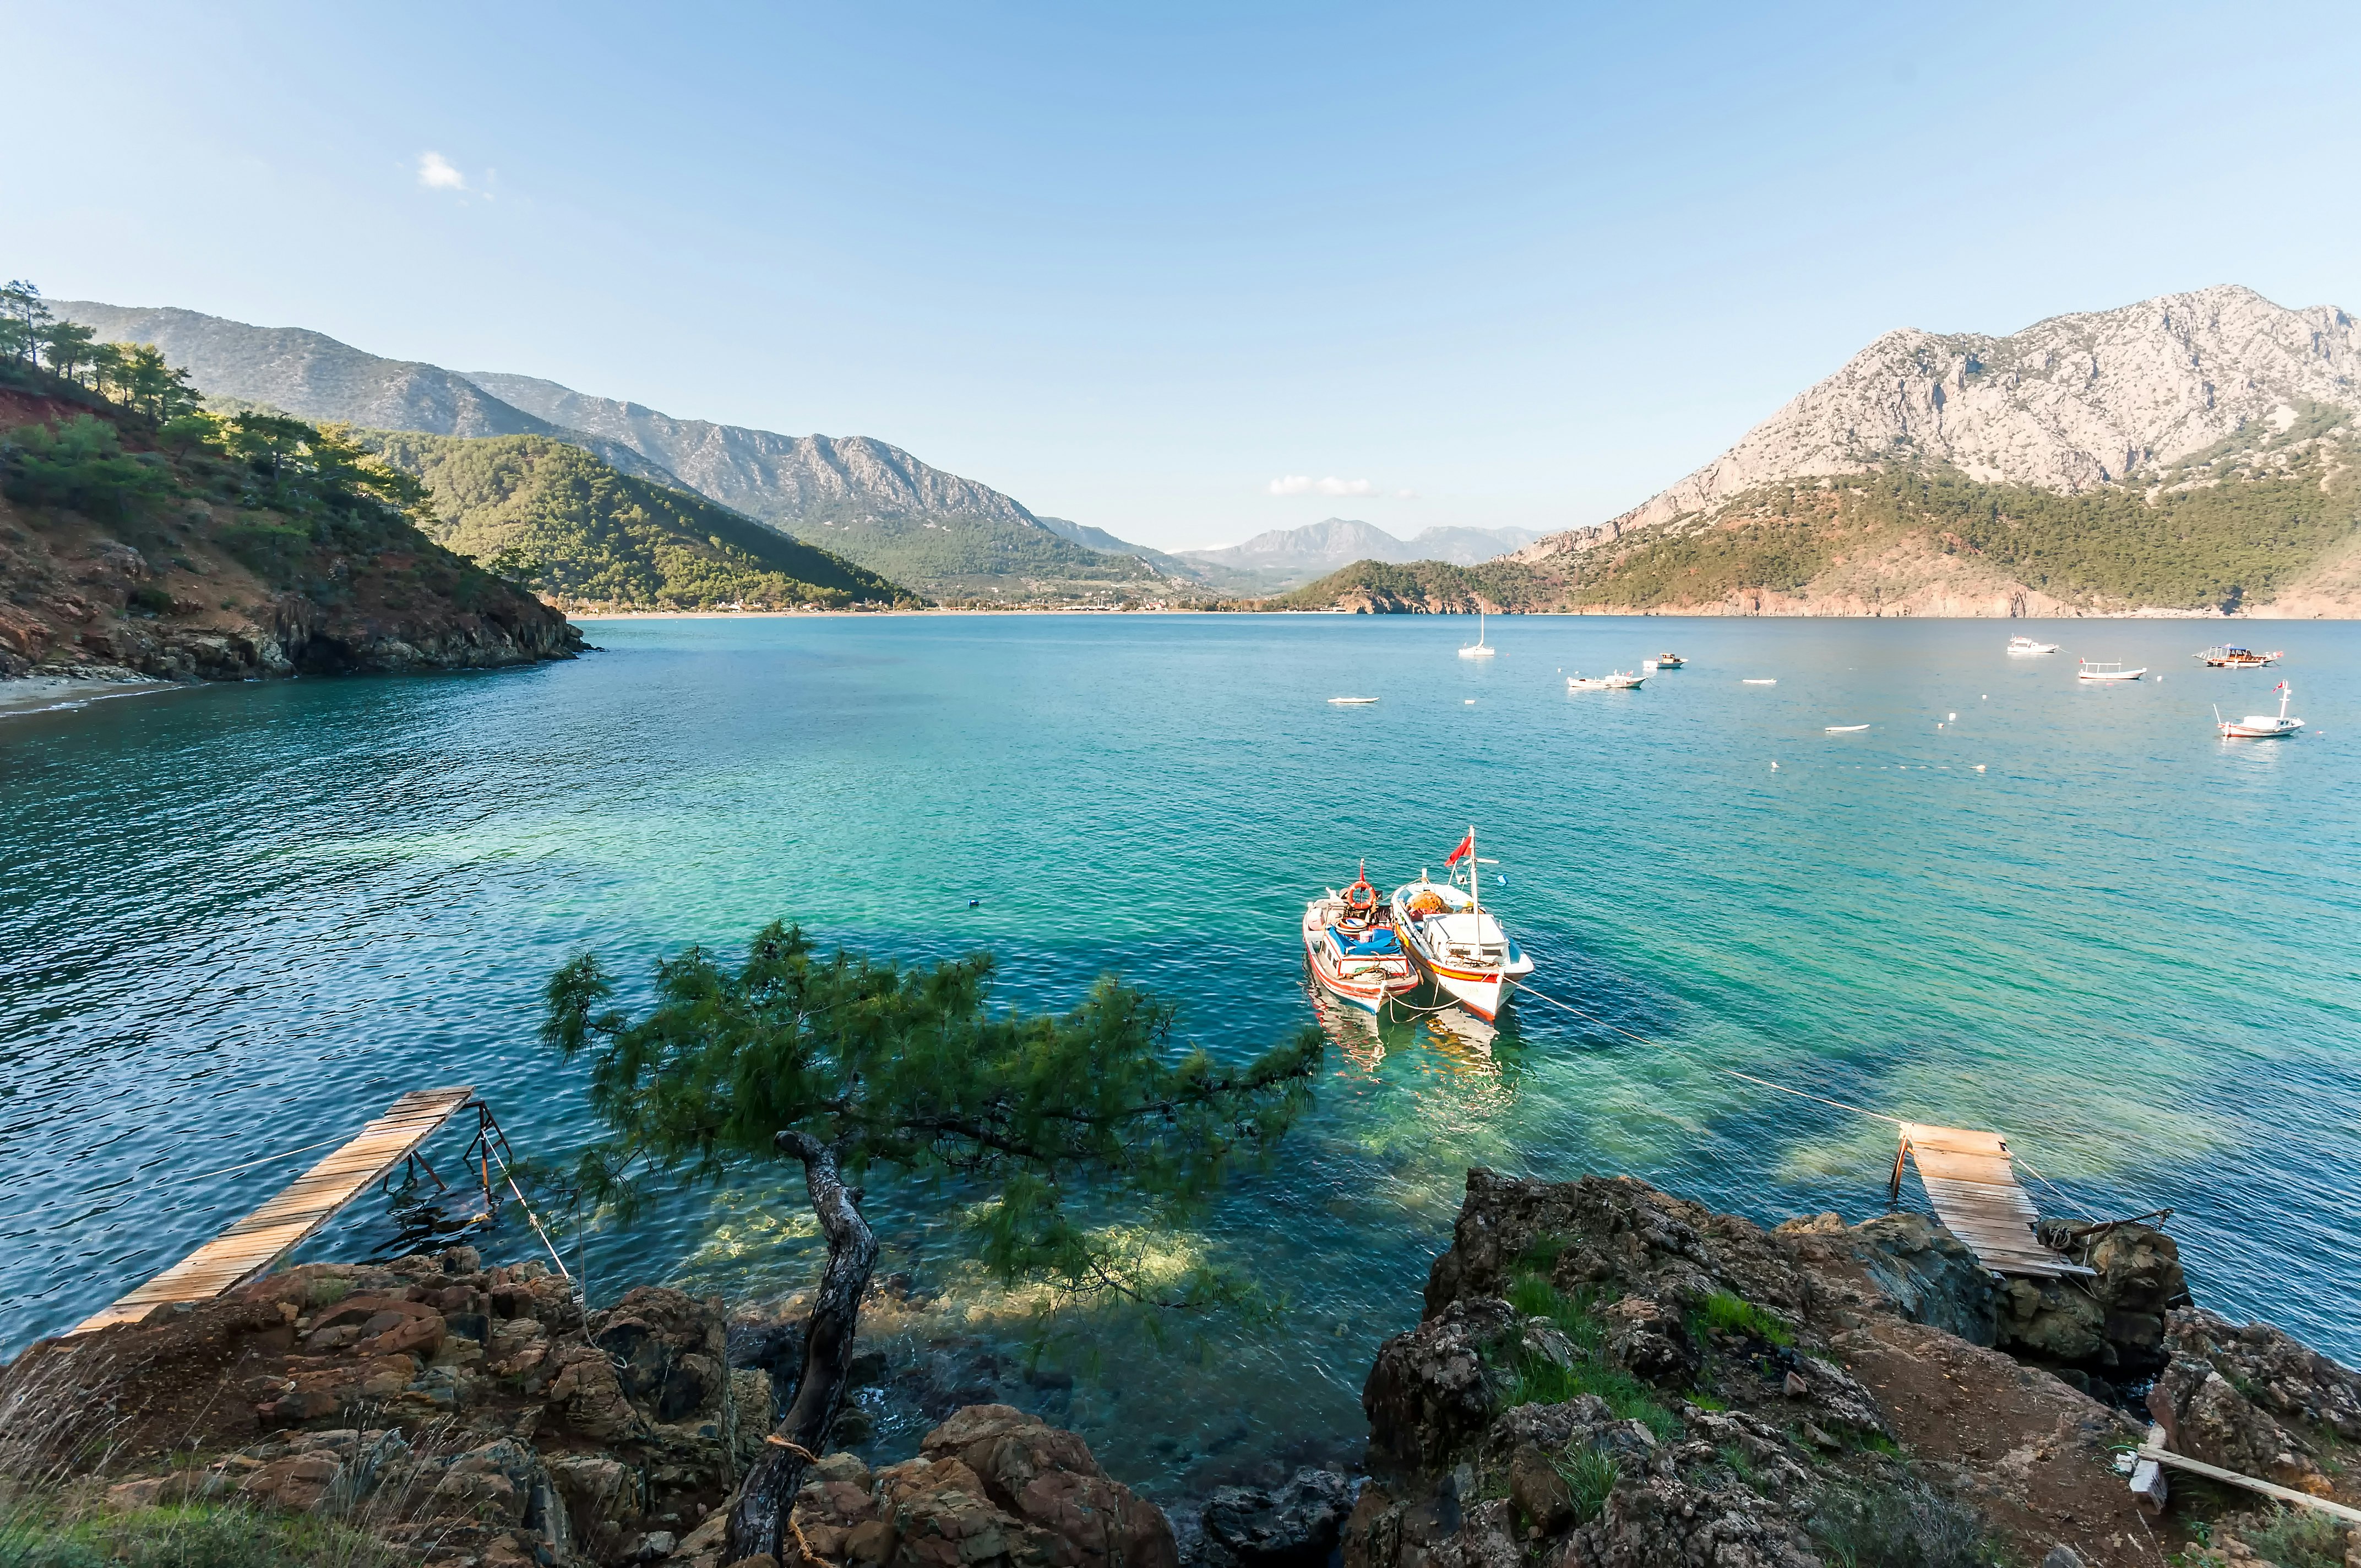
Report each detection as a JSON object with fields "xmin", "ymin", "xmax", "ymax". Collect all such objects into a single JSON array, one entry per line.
[
  {"xmin": 1947, "ymin": 712, "xmax": 1957, "ymax": 722},
  {"xmin": 1464, "ymin": 699, "xmax": 1475, "ymax": 705},
  {"xmin": 1974, "ymin": 764, "xmax": 1987, "ymax": 772},
  {"xmin": 969, "ymin": 899, "xmax": 981, "ymax": 907},
  {"xmin": 1770, "ymin": 761, "xmax": 1779, "ymax": 770}
]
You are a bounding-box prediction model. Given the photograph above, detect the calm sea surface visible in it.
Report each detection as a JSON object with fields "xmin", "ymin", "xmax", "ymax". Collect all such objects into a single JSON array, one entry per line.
[{"xmin": 4, "ymin": 614, "xmax": 2357, "ymax": 1491}]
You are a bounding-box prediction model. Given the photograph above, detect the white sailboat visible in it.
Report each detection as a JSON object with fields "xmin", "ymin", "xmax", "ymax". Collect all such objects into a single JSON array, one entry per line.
[
  {"xmin": 1390, "ymin": 829, "xmax": 1532, "ymax": 1022},
  {"xmin": 2217, "ymin": 682, "xmax": 2304, "ymax": 739},
  {"xmin": 1459, "ymin": 609, "xmax": 1496, "ymax": 659}
]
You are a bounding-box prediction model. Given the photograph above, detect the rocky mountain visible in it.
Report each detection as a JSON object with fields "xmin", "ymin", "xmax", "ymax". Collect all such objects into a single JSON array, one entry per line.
[
  {"xmin": 358, "ymin": 432, "xmax": 917, "ymax": 611},
  {"xmin": 50, "ymin": 302, "xmax": 1163, "ymax": 602},
  {"xmin": 1179, "ymin": 518, "xmax": 1539, "ymax": 593},
  {"xmin": 1524, "ymin": 284, "xmax": 2361, "ymax": 563},
  {"xmin": 51, "ymin": 303, "xmax": 679, "ymax": 487},
  {"xmin": 1032, "ymin": 515, "xmax": 1201, "ymax": 579}
]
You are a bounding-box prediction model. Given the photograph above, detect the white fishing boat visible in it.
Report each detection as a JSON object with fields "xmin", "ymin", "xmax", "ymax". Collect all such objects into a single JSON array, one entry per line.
[
  {"xmin": 2197, "ymin": 645, "xmax": 2281, "ymax": 668},
  {"xmin": 2217, "ymin": 682, "xmax": 2304, "ymax": 739},
  {"xmin": 1567, "ymin": 671, "xmax": 1644, "ymax": 691},
  {"xmin": 1328, "ymin": 696, "xmax": 1380, "ymax": 705},
  {"xmin": 1303, "ymin": 867, "xmax": 1419, "ymax": 1012},
  {"xmin": 1604, "ymin": 670, "xmax": 1646, "ymax": 689},
  {"xmin": 1459, "ymin": 608, "xmax": 1497, "ymax": 659},
  {"xmin": 1743, "ymin": 678, "xmax": 1777, "ymax": 685},
  {"xmin": 2077, "ymin": 661, "xmax": 2146, "ymax": 682},
  {"xmin": 1824, "ymin": 724, "xmax": 1869, "ymax": 733},
  {"xmin": 2007, "ymin": 636, "xmax": 2060, "ymax": 655},
  {"xmin": 1390, "ymin": 830, "xmax": 1532, "ymax": 1023}
]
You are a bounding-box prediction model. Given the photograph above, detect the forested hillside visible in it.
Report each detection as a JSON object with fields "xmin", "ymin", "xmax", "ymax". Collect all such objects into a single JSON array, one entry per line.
[
  {"xmin": 359, "ymin": 432, "xmax": 918, "ymax": 611},
  {"xmin": 1, "ymin": 279, "xmax": 579, "ymax": 679}
]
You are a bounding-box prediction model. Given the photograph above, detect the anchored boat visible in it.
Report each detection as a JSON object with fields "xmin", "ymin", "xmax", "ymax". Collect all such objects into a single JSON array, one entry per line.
[
  {"xmin": 2197, "ymin": 645, "xmax": 2281, "ymax": 668},
  {"xmin": 1459, "ymin": 608, "xmax": 1497, "ymax": 660},
  {"xmin": 1390, "ymin": 829, "xmax": 1532, "ymax": 1022},
  {"xmin": 2007, "ymin": 636, "xmax": 2060, "ymax": 655},
  {"xmin": 1302, "ymin": 868, "xmax": 1419, "ymax": 1013},
  {"xmin": 2217, "ymin": 682, "xmax": 2304, "ymax": 739},
  {"xmin": 2077, "ymin": 661, "xmax": 2146, "ymax": 682},
  {"xmin": 1568, "ymin": 670, "xmax": 1645, "ymax": 691}
]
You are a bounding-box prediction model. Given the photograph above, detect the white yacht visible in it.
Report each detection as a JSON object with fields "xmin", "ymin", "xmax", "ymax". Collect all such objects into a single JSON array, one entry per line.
[
  {"xmin": 1459, "ymin": 609, "xmax": 1497, "ymax": 659},
  {"xmin": 2007, "ymin": 636, "xmax": 2060, "ymax": 655}
]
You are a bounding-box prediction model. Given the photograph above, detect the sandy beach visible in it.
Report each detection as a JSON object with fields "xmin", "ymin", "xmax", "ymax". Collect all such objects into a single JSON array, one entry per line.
[{"xmin": 0, "ymin": 674, "xmax": 181, "ymax": 717}]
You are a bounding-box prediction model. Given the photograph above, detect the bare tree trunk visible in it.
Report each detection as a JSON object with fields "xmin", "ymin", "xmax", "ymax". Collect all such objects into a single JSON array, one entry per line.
[{"xmin": 727, "ymin": 1131, "xmax": 878, "ymax": 1563}]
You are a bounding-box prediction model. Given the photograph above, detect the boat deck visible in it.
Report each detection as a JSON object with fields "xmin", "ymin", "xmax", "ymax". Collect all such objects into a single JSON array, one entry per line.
[
  {"xmin": 66, "ymin": 1086, "xmax": 476, "ymax": 1336},
  {"xmin": 1893, "ymin": 1122, "xmax": 2093, "ymax": 1280}
]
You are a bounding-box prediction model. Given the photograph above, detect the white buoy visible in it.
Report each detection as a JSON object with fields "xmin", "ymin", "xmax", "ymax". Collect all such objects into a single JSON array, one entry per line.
[
  {"xmin": 1770, "ymin": 761, "xmax": 1779, "ymax": 770},
  {"xmin": 1974, "ymin": 764, "xmax": 1987, "ymax": 772},
  {"xmin": 1947, "ymin": 712, "xmax": 1957, "ymax": 722}
]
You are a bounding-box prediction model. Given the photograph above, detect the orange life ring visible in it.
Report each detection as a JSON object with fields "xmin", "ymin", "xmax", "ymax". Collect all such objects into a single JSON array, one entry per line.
[{"xmin": 1345, "ymin": 874, "xmax": 1378, "ymax": 913}]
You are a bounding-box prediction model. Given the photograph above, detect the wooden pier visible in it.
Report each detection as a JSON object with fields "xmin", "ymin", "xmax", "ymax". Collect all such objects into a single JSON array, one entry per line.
[
  {"xmin": 67, "ymin": 1086, "xmax": 476, "ymax": 1337},
  {"xmin": 1890, "ymin": 1121, "xmax": 2093, "ymax": 1280}
]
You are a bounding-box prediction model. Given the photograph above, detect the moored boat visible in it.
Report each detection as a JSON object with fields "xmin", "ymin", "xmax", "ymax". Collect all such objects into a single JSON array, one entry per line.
[
  {"xmin": 2077, "ymin": 661, "xmax": 2146, "ymax": 682},
  {"xmin": 1390, "ymin": 830, "xmax": 1532, "ymax": 1022},
  {"xmin": 2217, "ymin": 682, "xmax": 2304, "ymax": 739},
  {"xmin": 2197, "ymin": 645, "xmax": 2281, "ymax": 668},
  {"xmin": 1653, "ymin": 652, "xmax": 1684, "ymax": 668},
  {"xmin": 2007, "ymin": 636, "xmax": 2060, "ymax": 655},
  {"xmin": 1459, "ymin": 608, "xmax": 1497, "ymax": 659},
  {"xmin": 1302, "ymin": 867, "xmax": 1419, "ymax": 1013},
  {"xmin": 1568, "ymin": 671, "xmax": 1645, "ymax": 691}
]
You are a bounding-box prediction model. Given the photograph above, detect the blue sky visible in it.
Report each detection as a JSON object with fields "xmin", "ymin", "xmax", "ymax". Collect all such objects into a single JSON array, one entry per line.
[{"xmin": 9, "ymin": 2, "xmax": 2357, "ymax": 551}]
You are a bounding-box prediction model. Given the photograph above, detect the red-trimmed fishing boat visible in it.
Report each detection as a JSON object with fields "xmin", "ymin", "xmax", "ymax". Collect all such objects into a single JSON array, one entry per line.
[
  {"xmin": 1390, "ymin": 828, "xmax": 1533, "ymax": 1022},
  {"xmin": 1303, "ymin": 867, "xmax": 1419, "ymax": 1014}
]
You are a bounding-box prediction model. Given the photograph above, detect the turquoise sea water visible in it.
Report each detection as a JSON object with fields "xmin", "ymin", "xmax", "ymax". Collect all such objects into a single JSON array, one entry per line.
[{"xmin": 3, "ymin": 613, "xmax": 2357, "ymax": 1491}]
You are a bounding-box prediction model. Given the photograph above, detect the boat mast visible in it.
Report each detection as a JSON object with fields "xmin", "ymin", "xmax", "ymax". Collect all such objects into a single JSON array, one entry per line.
[{"xmin": 1467, "ymin": 824, "xmax": 1479, "ymax": 922}]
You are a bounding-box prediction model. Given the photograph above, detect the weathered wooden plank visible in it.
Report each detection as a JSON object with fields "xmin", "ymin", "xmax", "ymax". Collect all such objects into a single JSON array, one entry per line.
[
  {"xmin": 1898, "ymin": 1121, "xmax": 2092, "ymax": 1280},
  {"xmin": 2138, "ymin": 1426, "xmax": 2361, "ymax": 1523},
  {"xmin": 67, "ymin": 1087, "xmax": 475, "ymax": 1336}
]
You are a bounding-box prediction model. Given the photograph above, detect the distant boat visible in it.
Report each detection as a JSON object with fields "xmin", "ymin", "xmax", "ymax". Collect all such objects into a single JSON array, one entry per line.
[
  {"xmin": 2197, "ymin": 645, "xmax": 2281, "ymax": 668},
  {"xmin": 1653, "ymin": 653, "xmax": 1685, "ymax": 668},
  {"xmin": 2007, "ymin": 636, "xmax": 2060, "ymax": 655},
  {"xmin": 2217, "ymin": 682, "xmax": 2304, "ymax": 739},
  {"xmin": 1459, "ymin": 609, "xmax": 1497, "ymax": 659},
  {"xmin": 1568, "ymin": 671, "xmax": 1645, "ymax": 691},
  {"xmin": 1328, "ymin": 696, "xmax": 1379, "ymax": 705},
  {"xmin": 2077, "ymin": 661, "xmax": 2146, "ymax": 682},
  {"xmin": 1603, "ymin": 670, "xmax": 1646, "ymax": 689},
  {"xmin": 1824, "ymin": 724, "xmax": 1869, "ymax": 733},
  {"xmin": 1743, "ymin": 678, "xmax": 1777, "ymax": 685}
]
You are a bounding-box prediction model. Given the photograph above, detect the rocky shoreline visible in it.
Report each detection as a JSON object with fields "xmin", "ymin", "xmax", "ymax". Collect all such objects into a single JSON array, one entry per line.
[{"xmin": 7, "ymin": 1171, "xmax": 2358, "ymax": 1568}]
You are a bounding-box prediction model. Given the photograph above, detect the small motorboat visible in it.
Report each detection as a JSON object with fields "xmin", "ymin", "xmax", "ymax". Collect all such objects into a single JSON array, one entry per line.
[
  {"xmin": 1568, "ymin": 671, "xmax": 1645, "ymax": 691},
  {"xmin": 1391, "ymin": 831, "xmax": 1532, "ymax": 1022},
  {"xmin": 1653, "ymin": 653, "xmax": 1684, "ymax": 668},
  {"xmin": 1303, "ymin": 867, "xmax": 1420, "ymax": 1012},
  {"xmin": 2217, "ymin": 682, "xmax": 2304, "ymax": 739},
  {"xmin": 2077, "ymin": 661, "xmax": 2146, "ymax": 682},
  {"xmin": 1328, "ymin": 696, "xmax": 1380, "ymax": 705},
  {"xmin": 2008, "ymin": 636, "xmax": 2060, "ymax": 655},
  {"xmin": 1459, "ymin": 608, "xmax": 1497, "ymax": 660},
  {"xmin": 1743, "ymin": 678, "xmax": 1777, "ymax": 685},
  {"xmin": 2197, "ymin": 645, "xmax": 2282, "ymax": 668},
  {"xmin": 1824, "ymin": 724, "xmax": 1869, "ymax": 733}
]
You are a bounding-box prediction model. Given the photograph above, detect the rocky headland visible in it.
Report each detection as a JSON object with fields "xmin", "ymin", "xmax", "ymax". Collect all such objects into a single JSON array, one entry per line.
[{"xmin": 7, "ymin": 1172, "xmax": 2358, "ymax": 1568}]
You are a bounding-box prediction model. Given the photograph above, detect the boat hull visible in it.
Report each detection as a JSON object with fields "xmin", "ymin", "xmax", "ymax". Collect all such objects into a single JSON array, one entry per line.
[
  {"xmin": 1388, "ymin": 881, "xmax": 1534, "ymax": 1023},
  {"xmin": 1302, "ymin": 903, "xmax": 1417, "ymax": 1014}
]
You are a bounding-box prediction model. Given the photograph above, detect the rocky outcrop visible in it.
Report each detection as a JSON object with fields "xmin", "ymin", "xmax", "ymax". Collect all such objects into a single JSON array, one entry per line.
[
  {"xmin": 672, "ymin": 1405, "xmax": 1175, "ymax": 1568},
  {"xmin": 1353, "ymin": 1169, "xmax": 2229, "ymax": 1568},
  {"xmin": 4, "ymin": 1248, "xmax": 757, "ymax": 1567}
]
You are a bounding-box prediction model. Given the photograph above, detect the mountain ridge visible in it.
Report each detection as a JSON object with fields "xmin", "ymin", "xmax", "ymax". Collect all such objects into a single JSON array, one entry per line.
[
  {"xmin": 1178, "ymin": 516, "xmax": 1538, "ymax": 592},
  {"xmin": 1520, "ymin": 284, "xmax": 2361, "ymax": 567}
]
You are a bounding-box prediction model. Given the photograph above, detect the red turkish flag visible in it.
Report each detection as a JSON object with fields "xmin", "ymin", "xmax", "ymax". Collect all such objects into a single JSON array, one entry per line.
[{"xmin": 1445, "ymin": 831, "xmax": 1475, "ymax": 866}]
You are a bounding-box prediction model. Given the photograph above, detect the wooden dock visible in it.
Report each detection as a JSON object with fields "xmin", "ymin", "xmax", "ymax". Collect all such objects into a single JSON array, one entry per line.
[
  {"xmin": 67, "ymin": 1086, "xmax": 476, "ymax": 1337},
  {"xmin": 1891, "ymin": 1121, "xmax": 2093, "ymax": 1279}
]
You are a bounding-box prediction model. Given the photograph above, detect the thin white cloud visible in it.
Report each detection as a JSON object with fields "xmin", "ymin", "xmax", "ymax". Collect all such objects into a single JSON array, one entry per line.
[
  {"xmin": 417, "ymin": 152, "xmax": 467, "ymax": 191},
  {"xmin": 1267, "ymin": 475, "xmax": 1377, "ymax": 497}
]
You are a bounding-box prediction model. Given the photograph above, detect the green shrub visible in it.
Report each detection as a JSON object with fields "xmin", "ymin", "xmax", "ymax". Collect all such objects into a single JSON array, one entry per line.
[
  {"xmin": 1491, "ymin": 1274, "xmax": 1675, "ymax": 1441},
  {"xmin": 0, "ymin": 1500, "xmax": 398, "ymax": 1568},
  {"xmin": 1696, "ymin": 1289, "xmax": 1794, "ymax": 1347},
  {"xmin": 1554, "ymin": 1444, "xmax": 1620, "ymax": 1525},
  {"xmin": 1809, "ymin": 1483, "xmax": 1999, "ymax": 1568},
  {"xmin": 1, "ymin": 417, "xmax": 175, "ymax": 521},
  {"xmin": 2233, "ymin": 1506, "xmax": 2347, "ymax": 1568}
]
